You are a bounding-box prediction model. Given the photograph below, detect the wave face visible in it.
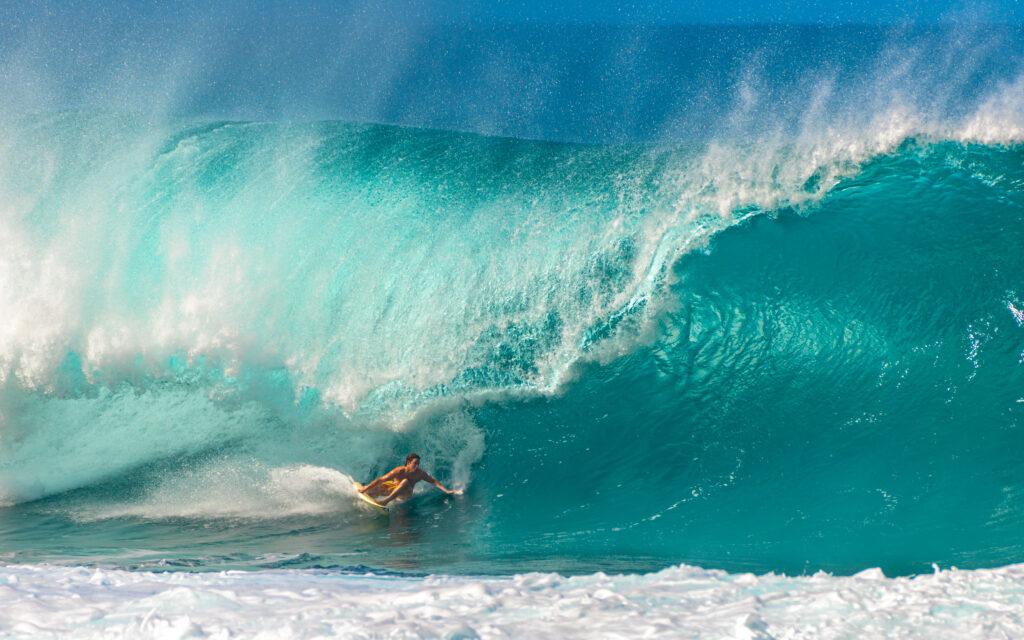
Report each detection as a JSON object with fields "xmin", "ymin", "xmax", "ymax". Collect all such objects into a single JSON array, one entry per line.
[
  {"xmin": 476, "ymin": 140, "xmax": 1024, "ymax": 576},
  {"xmin": 1, "ymin": 108, "xmax": 1024, "ymax": 576}
]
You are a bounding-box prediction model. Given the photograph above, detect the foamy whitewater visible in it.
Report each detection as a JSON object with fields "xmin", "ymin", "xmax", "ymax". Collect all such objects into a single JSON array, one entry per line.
[
  {"xmin": 4, "ymin": 563, "xmax": 1024, "ymax": 638},
  {"xmin": 3, "ymin": 16, "xmax": 1024, "ymax": 637}
]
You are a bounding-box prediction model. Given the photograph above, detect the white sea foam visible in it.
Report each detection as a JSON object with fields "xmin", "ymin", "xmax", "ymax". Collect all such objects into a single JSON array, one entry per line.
[
  {"xmin": 65, "ymin": 464, "xmax": 364, "ymax": 522},
  {"xmin": 2, "ymin": 562, "xmax": 1024, "ymax": 638}
]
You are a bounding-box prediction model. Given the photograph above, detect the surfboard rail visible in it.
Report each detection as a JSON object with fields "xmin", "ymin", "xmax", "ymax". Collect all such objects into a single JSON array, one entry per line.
[{"xmin": 352, "ymin": 482, "xmax": 390, "ymax": 513}]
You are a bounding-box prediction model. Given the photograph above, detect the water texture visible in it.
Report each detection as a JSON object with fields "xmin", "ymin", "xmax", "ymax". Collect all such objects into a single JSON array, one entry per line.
[{"xmin": 2, "ymin": 20, "xmax": 1024, "ymax": 636}]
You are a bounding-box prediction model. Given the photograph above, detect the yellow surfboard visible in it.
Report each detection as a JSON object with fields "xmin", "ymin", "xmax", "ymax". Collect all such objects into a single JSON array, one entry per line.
[{"xmin": 352, "ymin": 482, "xmax": 390, "ymax": 513}]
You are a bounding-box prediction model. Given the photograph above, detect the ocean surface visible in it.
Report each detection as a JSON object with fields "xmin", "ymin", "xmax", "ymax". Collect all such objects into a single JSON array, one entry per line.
[{"xmin": 3, "ymin": 21, "xmax": 1024, "ymax": 637}]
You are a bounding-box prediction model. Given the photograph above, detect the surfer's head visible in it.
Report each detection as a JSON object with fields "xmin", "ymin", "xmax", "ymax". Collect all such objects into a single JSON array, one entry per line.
[{"xmin": 405, "ymin": 453, "xmax": 420, "ymax": 470}]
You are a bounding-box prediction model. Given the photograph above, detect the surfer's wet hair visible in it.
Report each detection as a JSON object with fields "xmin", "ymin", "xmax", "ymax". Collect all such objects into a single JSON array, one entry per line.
[{"xmin": 406, "ymin": 453, "xmax": 421, "ymax": 464}]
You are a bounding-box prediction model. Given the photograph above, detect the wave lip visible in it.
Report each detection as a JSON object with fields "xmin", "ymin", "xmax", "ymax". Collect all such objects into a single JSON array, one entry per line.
[{"xmin": 2, "ymin": 563, "xmax": 1024, "ymax": 638}]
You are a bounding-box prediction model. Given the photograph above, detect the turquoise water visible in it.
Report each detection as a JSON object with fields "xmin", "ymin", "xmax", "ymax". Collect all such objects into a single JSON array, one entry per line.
[{"xmin": 1, "ymin": 113, "xmax": 1023, "ymax": 577}]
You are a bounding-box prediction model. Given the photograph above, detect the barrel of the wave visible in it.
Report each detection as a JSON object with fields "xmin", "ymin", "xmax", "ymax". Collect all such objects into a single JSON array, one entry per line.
[{"xmin": 470, "ymin": 139, "xmax": 1024, "ymax": 576}]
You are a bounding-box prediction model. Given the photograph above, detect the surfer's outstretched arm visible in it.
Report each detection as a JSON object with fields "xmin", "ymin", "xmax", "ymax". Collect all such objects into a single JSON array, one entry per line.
[{"xmin": 424, "ymin": 473, "xmax": 458, "ymax": 495}]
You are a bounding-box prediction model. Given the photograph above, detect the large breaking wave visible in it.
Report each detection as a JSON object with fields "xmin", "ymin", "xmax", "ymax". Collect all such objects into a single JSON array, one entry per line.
[
  {"xmin": 2, "ymin": 19, "xmax": 1024, "ymax": 580},
  {"xmin": 1, "ymin": 108, "xmax": 1023, "ymax": 576}
]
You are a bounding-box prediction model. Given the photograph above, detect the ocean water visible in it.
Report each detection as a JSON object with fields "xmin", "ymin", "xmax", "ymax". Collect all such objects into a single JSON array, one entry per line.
[{"xmin": 3, "ymin": 20, "xmax": 1024, "ymax": 637}]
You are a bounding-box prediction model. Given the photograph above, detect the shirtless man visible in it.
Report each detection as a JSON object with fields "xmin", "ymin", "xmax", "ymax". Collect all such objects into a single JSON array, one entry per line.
[{"xmin": 359, "ymin": 453, "xmax": 458, "ymax": 505}]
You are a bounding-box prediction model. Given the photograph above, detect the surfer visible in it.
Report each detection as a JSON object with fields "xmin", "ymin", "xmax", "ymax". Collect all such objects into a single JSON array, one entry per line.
[{"xmin": 359, "ymin": 453, "xmax": 459, "ymax": 505}]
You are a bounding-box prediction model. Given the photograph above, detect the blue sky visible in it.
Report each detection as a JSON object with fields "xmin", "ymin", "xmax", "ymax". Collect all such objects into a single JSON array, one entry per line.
[
  {"xmin": 3, "ymin": 0, "xmax": 1020, "ymax": 26},
  {"xmin": 438, "ymin": 0, "xmax": 1018, "ymax": 24},
  {"xmin": 1, "ymin": 1, "xmax": 1021, "ymax": 140}
]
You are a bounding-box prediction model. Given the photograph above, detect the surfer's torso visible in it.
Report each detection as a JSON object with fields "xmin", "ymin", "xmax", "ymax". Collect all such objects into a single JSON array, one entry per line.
[{"xmin": 367, "ymin": 466, "xmax": 432, "ymax": 502}]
